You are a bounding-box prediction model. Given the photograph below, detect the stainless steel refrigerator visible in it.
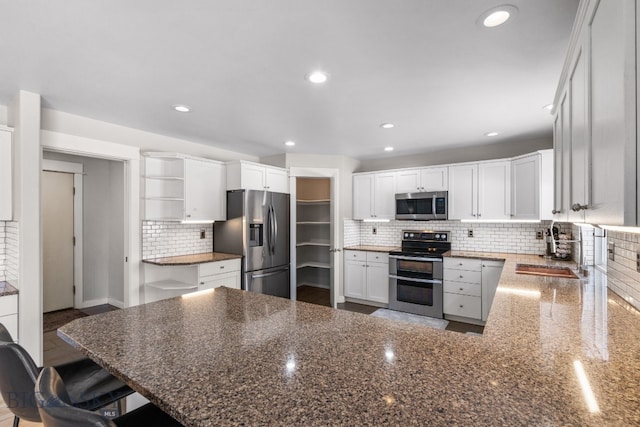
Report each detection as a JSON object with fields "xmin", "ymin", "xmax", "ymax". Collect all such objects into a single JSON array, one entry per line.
[{"xmin": 214, "ymin": 190, "xmax": 290, "ymax": 298}]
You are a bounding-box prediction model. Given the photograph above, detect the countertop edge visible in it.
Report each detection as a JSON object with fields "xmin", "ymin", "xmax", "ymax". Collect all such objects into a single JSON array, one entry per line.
[
  {"xmin": 0, "ymin": 282, "xmax": 18, "ymax": 297},
  {"xmin": 142, "ymin": 252, "xmax": 242, "ymax": 266}
]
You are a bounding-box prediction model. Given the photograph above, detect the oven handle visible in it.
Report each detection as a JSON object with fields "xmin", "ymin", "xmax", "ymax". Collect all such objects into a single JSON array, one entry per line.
[
  {"xmin": 389, "ymin": 274, "xmax": 442, "ymax": 284},
  {"xmin": 389, "ymin": 255, "xmax": 443, "ymax": 262}
]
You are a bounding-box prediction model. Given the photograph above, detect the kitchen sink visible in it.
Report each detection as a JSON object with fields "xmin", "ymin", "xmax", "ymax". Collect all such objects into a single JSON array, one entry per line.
[{"xmin": 515, "ymin": 264, "xmax": 579, "ymax": 279}]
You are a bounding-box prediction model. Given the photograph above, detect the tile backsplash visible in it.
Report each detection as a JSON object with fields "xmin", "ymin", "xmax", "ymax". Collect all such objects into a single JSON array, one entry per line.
[
  {"xmin": 142, "ymin": 221, "xmax": 213, "ymax": 259},
  {"xmin": 0, "ymin": 221, "xmax": 19, "ymax": 283},
  {"xmin": 606, "ymin": 231, "xmax": 640, "ymax": 312},
  {"xmin": 345, "ymin": 220, "xmax": 555, "ymax": 254}
]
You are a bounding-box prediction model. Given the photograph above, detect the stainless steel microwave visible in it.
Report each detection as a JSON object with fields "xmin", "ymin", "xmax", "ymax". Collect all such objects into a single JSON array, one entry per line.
[{"xmin": 395, "ymin": 191, "xmax": 448, "ymax": 221}]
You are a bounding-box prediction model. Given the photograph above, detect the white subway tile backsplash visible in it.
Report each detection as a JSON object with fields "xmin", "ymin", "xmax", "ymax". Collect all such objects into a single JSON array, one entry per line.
[
  {"xmin": 606, "ymin": 230, "xmax": 640, "ymax": 312},
  {"xmin": 142, "ymin": 221, "xmax": 214, "ymax": 259}
]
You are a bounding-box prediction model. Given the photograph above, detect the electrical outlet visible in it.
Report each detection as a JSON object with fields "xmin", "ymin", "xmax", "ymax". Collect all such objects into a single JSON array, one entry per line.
[
  {"xmin": 636, "ymin": 253, "xmax": 640, "ymax": 273},
  {"xmin": 200, "ymin": 229, "xmax": 206, "ymax": 239},
  {"xmin": 467, "ymin": 229, "xmax": 474, "ymax": 238},
  {"xmin": 372, "ymin": 227, "xmax": 377, "ymax": 235},
  {"xmin": 536, "ymin": 230, "xmax": 544, "ymax": 240}
]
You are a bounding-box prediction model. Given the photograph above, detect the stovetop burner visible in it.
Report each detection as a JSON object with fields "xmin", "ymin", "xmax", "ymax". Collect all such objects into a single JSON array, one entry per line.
[{"xmin": 390, "ymin": 230, "xmax": 452, "ymax": 257}]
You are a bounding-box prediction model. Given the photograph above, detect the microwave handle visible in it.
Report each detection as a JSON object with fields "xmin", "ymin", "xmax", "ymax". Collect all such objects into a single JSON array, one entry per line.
[{"xmin": 432, "ymin": 196, "xmax": 437, "ymax": 220}]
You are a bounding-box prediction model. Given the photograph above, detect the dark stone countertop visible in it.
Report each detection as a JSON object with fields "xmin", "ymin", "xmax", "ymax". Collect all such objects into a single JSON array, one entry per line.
[
  {"xmin": 142, "ymin": 252, "xmax": 241, "ymax": 266},
  {"xmin": 59, "ymin": 253, "xmax": 640, "ymax": 426},
  {"xmin": 0, "ymin": 281, "xmax": 18, "ymax": 297}
]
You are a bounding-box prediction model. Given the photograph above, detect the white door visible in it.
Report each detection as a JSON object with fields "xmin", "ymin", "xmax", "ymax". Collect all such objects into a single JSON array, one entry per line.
[
  {"xmin": 478, "ymin": 161, "xmax": 511, "ymax": 220},
  {"xmin": 373, "ymin": 172, "xmax": 396, "ymax": 219},
  {"xmin": 569, "ymin": 46, "xmax": 588, "ymax": 223},
  {"xmin": 353, "ymin": 174, "xmax": 374, "ymax": 219},
  {"xmin": 241, "ymin": 163, "xmax": 266, "ymax": 190},
  {"xmin": 395, "ymin": 169, "xmax": 421, "ymax": 193},
  {"xmin": 420, "ymin": 167, "xmax": 448, "ymax": 191},
  {"xmin": 42, "ymin": 171, "xmax": 75, "ymax": 313},
  {"xmin": 448, "ymin": 164, "xmax": 477, "ymax": 220},
  {"xmin": 511, "ymin": 154, "xmax": 540, "ymax": 220}
]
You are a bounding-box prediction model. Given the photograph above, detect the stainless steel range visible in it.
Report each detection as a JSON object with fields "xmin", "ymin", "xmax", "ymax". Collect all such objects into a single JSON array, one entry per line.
[{"xmin": 388, "ymin": 230, "xmax": 451, "ymax": 318}]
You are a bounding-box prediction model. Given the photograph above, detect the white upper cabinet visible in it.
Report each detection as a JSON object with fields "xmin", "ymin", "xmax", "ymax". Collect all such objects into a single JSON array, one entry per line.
[
  {"xmin": 396, "ymin": 167, "xmax": 448, "ymax": 194},
  {"xmin": 353, "ymin": 172, "xmax": 396, "ymax": 220},
  {"xmin": 142, "ymin": 153, "xmax": 226, "ymax": 221},
  {"xmin": 478, "ymin": 161, "xmax": 511, "ymax": 221},
  {"xmin": 552, "ymin": 0, "xmax": 636, "ymax": 226},
  {"xmin": 185, "ymin": 158, "xmax": 226, "ymax": 221},
  {"xmin": 0, "ymin": 128, "xmax": 12, "ymax": 220},
  {"xmin": 226, "ymin": 161, "xmax": 289, "ymax": 193},
  {"xmin": 449, "ymin": 161, "xmax": 510, "ymax": 221},
  {"xmin": 448, "ymin": 164, "xmax": 477, "ymax": 220},
  {"xmin": 511, "ymin": 153, "xmax": 540, "ymax": 220}
]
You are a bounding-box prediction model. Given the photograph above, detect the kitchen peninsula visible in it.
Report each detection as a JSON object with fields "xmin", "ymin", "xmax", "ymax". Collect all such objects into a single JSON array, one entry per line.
[{"xmin": 60, "ymin": 253, "xmax": 640, "ymax": 426}]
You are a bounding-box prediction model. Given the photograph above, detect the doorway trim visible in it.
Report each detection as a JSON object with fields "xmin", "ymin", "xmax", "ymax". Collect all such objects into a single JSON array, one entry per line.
[
  {"xmin": 289, "ymin": 167, "xmax": 341, "ymax": 308},
  {"xmin": 42, "ymin": 159, "xmax": 84, "ymax": 309},
  {"xmin": 40, "ymin": 130, "xmax": 141, "ymax": 309}
]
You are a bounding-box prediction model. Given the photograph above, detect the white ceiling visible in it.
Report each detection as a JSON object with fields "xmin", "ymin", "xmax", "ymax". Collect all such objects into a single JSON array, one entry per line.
[{"xmin": 0, "ymin": 0, "xmax": 579, "ymax": 159}]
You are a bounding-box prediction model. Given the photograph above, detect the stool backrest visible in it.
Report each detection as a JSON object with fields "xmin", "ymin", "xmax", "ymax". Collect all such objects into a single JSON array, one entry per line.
[{"xmin": 0, "ymin": 341, "xmax": 42, "ymax": 422}]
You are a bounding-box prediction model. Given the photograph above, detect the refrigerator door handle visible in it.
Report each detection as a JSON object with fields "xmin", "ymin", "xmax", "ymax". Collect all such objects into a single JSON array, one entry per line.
[
  {"xmin": 251, "ymin": 267, "xmax": 289, "ymax": 279},
  {"xmin": 272, "ymin": 204, "xmax": 278, "ymax": 256}
]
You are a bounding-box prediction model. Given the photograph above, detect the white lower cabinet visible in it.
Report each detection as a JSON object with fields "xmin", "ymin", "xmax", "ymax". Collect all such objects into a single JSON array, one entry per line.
[
  {"xmin": 144, "ymin": 258, "xmax": 241, "ymax": 303},
  {"xmin": 0, "ymin": 295, "xmax": 18, "ymax": 341},
  {"xmin": 344, "ymin": 251, "xmax": 389, "ymax": 304},
  {"xmin": 443, "ymin": 257, "xmax": 504, "ymax": 324}
]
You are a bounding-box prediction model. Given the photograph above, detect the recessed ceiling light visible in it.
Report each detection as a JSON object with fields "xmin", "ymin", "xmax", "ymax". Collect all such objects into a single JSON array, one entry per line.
[
  {"xmin": 485, "ymin": 132, "xmax": 499, "ymax": 137},
  {"xmin": 284, "ymin": 140, "xmax": 296, "ymax": 147},
  {"xmin": 307, "ymin": 71, "xmax": 329, "ymax": 84},
  {"xmin": 172, "ymin": 104, "xmax": 191, "ymax": 113},
  {"xmin": 543, "ymin": 104, "xmax": 554, "ymax": 111},
  {"xmin": 380, "ymin": 123, "xmax": 395, "ymax": 129},
  {"xmin": 384, "ymin": 146, "xmax": 394, "ymax": 152},
  {"xmin": 478, "ymin": 5, "xmax": 518, "ymax": 28}
]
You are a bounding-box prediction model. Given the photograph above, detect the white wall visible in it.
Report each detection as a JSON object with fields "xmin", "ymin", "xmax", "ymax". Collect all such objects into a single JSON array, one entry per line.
[
  {"xmin": 43, "ymin": 151, "xmax": 126, "ymax": 307},
  {"xmin": 356, "ymin": 136, "xmax": 552, "ymax": 172},
  {"xmin": 0, "ymin": 104, "xmax": 7, "ymax": 126},
  {"xmin": 42, "ymin": 109, "xmax": 259, "ymax": 162}
]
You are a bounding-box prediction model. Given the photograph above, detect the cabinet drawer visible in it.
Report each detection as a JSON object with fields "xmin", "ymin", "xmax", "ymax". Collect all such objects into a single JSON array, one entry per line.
[
  {"xmin": 366, "ymin": 252, "xmax": 388, "ymax": 264},
  {"xmin": 200, "ymin": 271, "xmax": 241, "ymax": 290},
  {"xmin": 0, "ymin": 295, "xmax": 18, "ymax": 316},
  {"xmin": 443, "ymin": 269, "xmax": 482, "ymax": 285},
  {"xmin": 443, "ymin": 257, "xmax": 482, "ymax": 272},
  {"xmin": 0, "ymin": 314, "xmax": 17, "ymax": 341},
  {"xmin": 443, "ymin": 293, "xmax": 481, "ymax": 319},
  {"xmin": 199, "ymin": 259, "xmax": 241, "ymax": 277},
  {"xmin": 345, "ymin": 251, "xmax": 367, "ymax": 262},
  {"xmin": 444, "ymin": 281, "xmax": 481, "ymax": 297}
]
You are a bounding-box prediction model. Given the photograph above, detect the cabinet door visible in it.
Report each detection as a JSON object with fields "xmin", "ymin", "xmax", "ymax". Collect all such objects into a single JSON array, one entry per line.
[
  {"xmin": 344, "ymin": 259, "xmax": 366, "ymax": 299},
  {"xmin": 241, "ymin": 163, "xmax": 267, "ymax": 191},
  {"xmin": 353, "ymin": 174, "xmax": 374, "ymax": 219},
  {"xmin": 396, "ymin": 169, "xmax": 421, "ymax": 193},
  {"xmin": 200, "ymin": 271, "xmax": 241, "ymax": 290},
  {"xmin": 481, "ymin": 262, "xmax": 504, "ymax": 321},
  {"xmin": 265, "ymin": 168, "xmax": 289, "ymax": 193},
  {"xmin": 552, "ymin": 107, "xmax": 564, "ymax": 219},
  {"xmin": 420, "ymin": 167, "xmax": 448, "ymax": 191},
  {"xmin": 587, "ymin": 0, "xmax": 631, "ymax": 225},
  {"xmin": 478, "ymin": 161, "xmax": 510, "ymax": 220},
  {"xmin": 511, "ymin": 154, "xmax": 540, "ymax": 220},
  {"xmin": 569, "ymin": 45, "xmax": 589, "ymax": 223},
  {"xmin": 366, "ymin": 262, "xmax": 389, "ymax": 303},
  {"xmin": 373, "ymin": 172, "xmax": 396, "ymax": 219},
  {"xmin": 185, "ymin": 159, "xmax": 225, "ymax": 221},
  {"xmin": 0, "ymin": 130, "xmax": 11, "ymax": 220},
  {"xmin": 560, "ymin": 91, "xmax": 572, "ymax": 222},
  {"xmin": 448, "ymin": 164, "xmax": 477, "ymax": 220}
]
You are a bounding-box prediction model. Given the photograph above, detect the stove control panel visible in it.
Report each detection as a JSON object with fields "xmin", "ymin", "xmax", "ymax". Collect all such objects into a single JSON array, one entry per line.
[{"xmin": 402, "ymin": 230, "xmax": 450, "ymax": 242}]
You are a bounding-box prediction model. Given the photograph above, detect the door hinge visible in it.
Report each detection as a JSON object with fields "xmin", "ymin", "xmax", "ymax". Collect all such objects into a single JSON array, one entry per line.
[
  {"xmin": 73, "ymin": 285, "xmax": 76, "ymax": 295},
  {"xmin": 125, "ymin": 256, "xmax": 128, "ymax": 262},
  {"xmin": 73, "ymin": 236, "xmax": 76, "ymax": 246},
  {"xmin": 73, "ymin": 187, "xmax": 76, "ymax": 195}
]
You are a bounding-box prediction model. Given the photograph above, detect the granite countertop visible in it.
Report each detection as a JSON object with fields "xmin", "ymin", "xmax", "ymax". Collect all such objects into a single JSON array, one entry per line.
[
  {"xmin": 142, "ymin": 252, "xmax": 242, "ymax": 266},
  {"xmin": 0, "ymin": 281, "xmax": 18, "ymax": 297},
  {"xmin": 343, "ymin": 245, "xmax": 400, "ymax": 252},
  {"xmin": 60, "ymin": 253, "xmax": 640, "ymax": 426}
]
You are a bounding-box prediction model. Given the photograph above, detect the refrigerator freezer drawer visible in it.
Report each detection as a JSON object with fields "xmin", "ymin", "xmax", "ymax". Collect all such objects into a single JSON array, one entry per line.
[{"xmin": 245, "ymin": 265, "xmax": 290, "ymax": 299}]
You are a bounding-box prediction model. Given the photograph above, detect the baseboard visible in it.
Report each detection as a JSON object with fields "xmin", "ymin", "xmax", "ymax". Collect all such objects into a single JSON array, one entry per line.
[
  {"xmin": 108, "ymin": 298, "xmax": 124, "ymax": 309},
  {"xmin": 77, "ymin": 298, "xmax": 108, "ymax": 309},
  {"xmin": 444, "ymin": 314, "xmax": 486, "ymax": 326},
  {"xmin": 336, "ymin": 295, "xmax": 346, "ymax": 303},
  {"xmin": 344, "ymin": 297, "xmax": 387, "ymax": 308}
]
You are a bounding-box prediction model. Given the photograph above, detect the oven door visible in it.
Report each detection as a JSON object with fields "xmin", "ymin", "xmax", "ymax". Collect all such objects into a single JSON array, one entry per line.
[{"xmin": 388, "ymin": 255, "xmax": 443, "ymax": 318}]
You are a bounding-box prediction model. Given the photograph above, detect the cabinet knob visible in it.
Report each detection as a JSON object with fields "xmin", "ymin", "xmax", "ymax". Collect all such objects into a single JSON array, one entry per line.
[
  {"xmin": 459, "ymin": 287, "xmax": 464, "ymax": 291},
  {"xmin": 571, "ymin": 203, "xmax": 589, "ymax": 212},
  {"xmin": 551, "ymin": 209, "xmax": 561, "ymax": 214},
  {"xmin": 186, "ymin": 214, "xmax": 191, "ymax": 218},
  {"xmin": 220, "ymin": 266, "xmax": 224, "ymax": 269},
  {"xmin": 459, "ymin": 305, "xmax": 464, "ymax": 308},
  {"xmin": 200, "ymin": 282, "xmax": 204, "ymax": 285},
  {"xmin": 478, "ymin": 213, "xmax": 482, "ymax": 217},
  {"xmin": 459, "ymin": 275, "xmax": 463, "ymax": 279}
]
